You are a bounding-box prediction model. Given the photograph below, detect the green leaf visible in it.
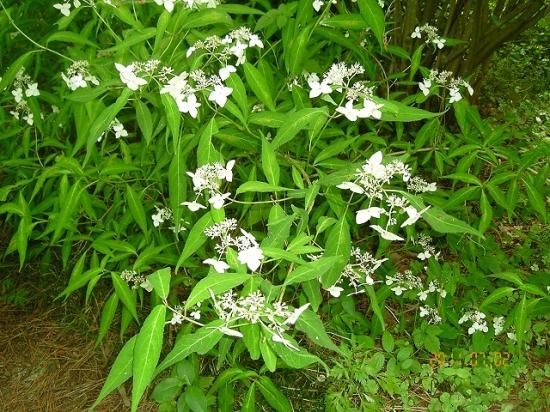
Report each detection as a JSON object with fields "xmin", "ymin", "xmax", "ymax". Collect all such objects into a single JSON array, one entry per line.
[
  {"xmin": 184, "ymin": 385, "xmax": 208, "ymax": 412},
  {"xmin": 151, "ymin": 378, "xmax": 183, "ymax": 402},
  {"xmin": 241, "ymin": 383, "xmax": 257, "ymax": 412},
  {"xmin": 111, "ymin": 272, "xmax": 139, "ymax": 322},
  {"xmin": 149, "ymin": 267, "xmax": 171, "ymax": 300},
  {"xmin": 236, "ymin": 181, "xmax": 289, "ymax": 194},
  {"xmin": 135, "ymin": 100, "xmax": 153, "ymax": 144},
  {"xmin": 261, "ymin": 137, "xmax": 280, "ymax": 186},
  {"xmin": 92, "ymin": 336, "xmax": 137, "ymax": 409},
  {"xmin": 126, "ymin": 185, "xmax": 149, "ymax": 241},
  {"xmin": 295, "ymin": 309, "xmax": 341, "ymax": 353},
  {"xmin": 321, "ymin": 218, "xmax": 351, "ymax": 287},
  {"xmin": 46, "ymin": 31, "xmax": 98, "ymax": 47},
  {"xmin": 0, "ymin": 51, "xmax": 33, "ymax": 93},
  {"xmin": 181, "ymin": 9, "xmax": 232, "ymax": 29},
  {"xmin": 490, "ymin": 272, "xmax": 524, "ymax": 286},
  {"xmin": 197, "ymin": 118, "xmax": 220, "ymax": 165},
  {"xmin": 176, "ymin": 213, "xmax": 214, "ymax": 271},
  {"xmin": 445, "ymin": 172, "xmax": 482, "ymax": 186},
  {"xmin": 104, "ymin": 28, "xmax": 156, "ymax": 52},
  {"xmin": 271, "ymin": 108, "xmax": 328, "ymax": 149},
  {"xmin": 357, "ymin": 0, "xmax": 385, "ymax": 48},
  {"xmin": 58, "ymin": 268, "xmax": 102, "ymax": 299},
  {"xmin": 284, "ymin": 256, "xmax": 340, "ymax": 286},
  {"xmin": 321, "ymin": 14, "xmax": 368, "ymax": 30},
  {"xmin": 480, "ymin": 287, "xmax": 516, "ymax": 310},
  {"xmin": 96, "ymin": 292, "xmax": 119, "ymax": 346},
  {"xmin": 132, "ymin": 305, "xmax": 167, "ymax": 412},
  {"xmin": 169, "ymin": 138, "xmax": 187, "ymax": 234},
  {"xmin": 185, "ymin": 273, "xmax": 251, "ymax": 309},
  {"xmin": 86, "ymin": 88, "xmax": 132, "ymax": 157},
  {"xmin": 365, "ymin": 285, "xmax": 385, "ymax": 330},
  {"xmin": 161, "ymin": 94, "xmax": 181, "ymax": 142},
  {"xmin": 286, "ymin": 25, "xmax": 312, "ymax": 75},
  {"xmin": 52, "ymin": 180, "xmax": 83, "ymax": 243},
  {"xmin": 515, "ymin": 293, "xmax": 528, "ymax": 350},
  {"xmin": 378, "ymin": 98, "xmax": 439, "ymax": 122},
  {"xmin": 522, "ymin": 176, "xmax": 547, "ymax": 223},
  {"xmin": 156, "ymin": 321, "xmax": 224, "ymax": 373},
  {"xmin": 243, "ymin": 63, "xmax": 275, "ymax": 111},
  {"xmin": 257, "ymin": 376, "xmax": 292, "ymax": 412},
  {"xmin": 382, "ymin": 330, "xmax": 394, "ymax": 352}
]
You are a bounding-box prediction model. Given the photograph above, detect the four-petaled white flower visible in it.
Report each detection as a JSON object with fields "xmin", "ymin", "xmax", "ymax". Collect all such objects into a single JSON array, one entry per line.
[
  {"xmin": 208, "ymin": 84, "xmax": 233, "ymax": 107},
  {"xmin": 154, "ymin": 0, "xmax": 175, "ymax": 12},
  {"xmin": 336, "ymin": 100, "xmax": 360, "ymax": 121},
  {"xmin": 115, "ymin": 63, "xmax": 147, "ymax": 91},
  {"xmin": 356, "ymin": 207, "xmax": 385, "ymax": 224},
  {"xmin": 248, "ymin": 34, "xmax": 264, "ymax": 49},
  {"xmin": 362, "ymin": 151, "xmax": 386, "ymax": 179},
  {"xmin": 326, "ymin": 284, "xmax": 344, "ymax": 297},
  {"xmin": 449, "ymin": 86, "xmax": 462, "ymax": 103},
  {"xmin": 357, "ymin": 98, "xmax": 383, "ymax": 119},
  {"xmin": 419, "ymin": 79, "xmax": 432, "ymax": 96},
  {"xmin": 411, "ymin": 26, "xmax": 422, "ymax": 39},
  {"xmin": 308, "ymin": 77, "xmax": 332, "ymax": 98},
  {"xmin": 370, "ymin": 225, "xmax": 404, "ymax": 241},
  {"xmin": 284, "ymin": 303, "xmax": 310, "ymax": 325},
  {"xmin": 221, "ymin": 160, "xmax": 235, "ymax": 182},
  {"xmin": 237, "ymin": 245, "xmax": 263, "ymax": 271},
  {"xmin": 400, "ymin": 206, "xmax": 425, "ymax": 227},
  {"xmin": 12, "ymin": 87, "xmax": 23, "ymax": 103},
  {"xmin": 53, "ymin": 2, "xmax": 71, "ymax": 16},
  {"xmin": 209, "ymin": 192, "xmax": 231, "ymax": 209},
  {"xmin": 203, "ymin": 258, "xmax": 230, "ymax": 273},
  {"xmin": 336, "ymin": 181, "xmax": 364, "ymax": 194},
  {"xmin": 25, "ymin": 83, "xmax": 40, "ymax": 97},
  {"xmin": 176, "ymin": 94, "xmax": 201, "ymax": 118},
  {"xmin": 181, "ymin": 201, "xmax": 206, "ymax": 212},
  {"xmin": 219, "ymin": 65, "xmax": 237, "ymax": 81},
  {"xmin": 313, "ymin": 0, "xmax": 324, "ymax": 12}
]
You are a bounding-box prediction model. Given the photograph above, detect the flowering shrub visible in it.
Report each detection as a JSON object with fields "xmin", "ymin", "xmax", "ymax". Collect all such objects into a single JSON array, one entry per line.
[{"xmin": 0, "ymin": 0, "xmax": 548, "ymax": 410}]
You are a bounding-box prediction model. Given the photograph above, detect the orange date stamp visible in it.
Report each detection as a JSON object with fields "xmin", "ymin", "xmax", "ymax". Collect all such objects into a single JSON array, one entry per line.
[{"xmin": 428, "ymin": 351, "xmax": 511, "ymax": 368}]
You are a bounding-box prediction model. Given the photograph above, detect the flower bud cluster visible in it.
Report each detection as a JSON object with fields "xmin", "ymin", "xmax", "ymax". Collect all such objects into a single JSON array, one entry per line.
[
  {"xmin": 61, "ymin": 60, "xmax": 99, "ymax": 91},
  {"xmin": 97, "ymin": 118, "xmax": 128, "ymax": 142},
  {"xmin": 413, "ymin": 234, "xmax": 440, "ymax": 261},
  {"xmin": 304, "ymin": 62, "xmax": 383, "ymax": 121},
  {"xmin": 411, "ymin": 24, "xmax": 446, "ymax": 49},
  {"xmin": 459, "ymin": 310, "xmax": 489, "ymax": 335},
  {"xmin": 419, "ymin": 69, "xmax": 474, "ymax": 103},
  {"xmin": 121, "ymin": 269, "xmax": 153, "ymax": 292},
  {"xmin": 154, "ymin": 0, "xmax": 220, "ymax": 13},
  {"xmin": 203, "ymin": 219, "xmax": 264, "ymax": 272},
  {"xmin": 211, "ymin": 290, "xmax": 310, "ymax": 349},
  {"xmin": 9, "ymin": 68, "xmax": 40, "ymax": 125},
  {"xmin": 183, "ymin": 160, "xmax": 235, "ymax": 211},
  {"xmin": 337, "ymin": 151, "xmax": 435, "ymax": 241}
]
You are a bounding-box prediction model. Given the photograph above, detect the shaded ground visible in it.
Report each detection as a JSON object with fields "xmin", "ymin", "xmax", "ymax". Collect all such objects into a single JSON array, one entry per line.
[{"xmin": 0, "ymin": 302, "xmax": 146, "ymax": 411}]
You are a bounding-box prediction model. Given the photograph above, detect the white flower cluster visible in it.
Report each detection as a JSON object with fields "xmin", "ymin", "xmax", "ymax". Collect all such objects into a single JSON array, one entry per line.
[
  {"xmin": 168, "ymin": 303, "xmax": 202, "ymax": 325},
  {"xmin": 337, "ymin": 151, "xmax": 435, "ymax": 241},
  {"xmin": 411, "ymin": 24, "xmax": 446, "ymax": 49},
  {"xmin": 413, "ymin": 234, "xmax": 440, "ymax": 261},
  {"xmin": 203, "ymin": 219, "xmax": 264, "ymax": 272},
  {"xmin": 493, "ymin": 316, "xmax": 505, "ymax": 336},
  {"xmin": 53, "ymin": 0, "xmax": 81, "ymax": 16},
  {"xmin": 115, "ymin": 60, "xmax": 161, "ymax": 91},
  {"xmin": 385, "ymin": 270, "xmax": 446, "ymax": 324},
  {"xmin": 9, "ymin": 68, "xmax": 39, "ymax": 125},
  {"xmin": 211, "ymin": 290, "xmax": 310, "ymax": 349},
  {"xmin": 418, "ymin": 69, "xmax": 474, "ymax": 103},
  {"xmin": 183, "ymin": 160, "xmax": 235, "ymax": 211},
  {"xmin": 305, "ymin": 62, "xmax": 383, "ymax": 121},
  {"xmin": 97, "ymin": 118, "xmax": 128, "ymax": 142},
  {"xmin": 327, "ymin": 248, "xmax": 388, "ymax": 297},
  {"xmin": 121, "ymin": 269, "xmax": 153, "ymax": 292},
  {"xmin": 187, "ymin": 27, "xmax": 264, "ymax": 67},
  {"xmin": 312, "ymin": 0, "xmax": 336, "ymax": 12},
  {"xmin": 61, "ymin": 60, "xmax": 99, "ymax": 91},
  {"xmin": 154, "ymin": 0, "xmax": 220, "ymax": 13},
  {"xmin": 459, "ymin": 310, "xmax": 489, "ymax": 335},
  {"xmin": 150, "ymin": 206, "xmax": 187, "ymax": 233}
]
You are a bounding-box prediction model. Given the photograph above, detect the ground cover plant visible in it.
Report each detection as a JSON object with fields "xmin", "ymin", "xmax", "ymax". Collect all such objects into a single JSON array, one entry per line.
[{"xmin": 0, "ymin": 0, "xmax": 548, "ymax": 410}]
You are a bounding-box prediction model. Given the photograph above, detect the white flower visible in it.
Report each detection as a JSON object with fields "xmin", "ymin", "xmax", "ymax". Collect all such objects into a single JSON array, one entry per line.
[
  {"xmin": 493, "ymin": 316, "xmax": 505, "ymax": 336},
  {"xmin": 140, "ymin": 278, "xmax": 154, "ymax": 292},
  {"xmin": 248, "ymin": 34, "xmax": 264, "ymax": 48},
  {"xmin": 401, "ymin": 206, "xmax": 428, "ymax": 227},
  {"xmin": 23, "ymin": 113, "xmax": 34, "ymax": 126},
  {"xmin": 12, "ymin": 87, "xmax": 23, "ymax": 103},
  {"xmin": 219, "ymin": 326, "xmax": 244, "ymax": 338},
  {"xmin": 507, "ymin": 332, "xmax": 516, "ymax": 341},
  {"xmin": 221, "ymin": 159, "xmax": 235, "ymax": 182},
  {"xmin": 362, "ymin": 151, "xmax": 386, "ymax": 179},
  {"xmin": 219, "ymin": 65, "xmax": 237, "ymax": 81},
  {"xmin": 449, "ymin": 87, "xmax": 462, "ymax": 103},
  {"xmin": 435, "ymin": 38, "xmax": 446, "ymax": 49},
  {"xmin": 25, "ymin": 83, "xmax": 40, "ymax": 97},
  {"xmin": 112, "ymin": 120, "xmax": 128, "ymax": 139},
  {"xmin": 419, "ymin": 79, "xmax": 432, "ymax": 96},
  {"xmin": 357, "ymin": 98, "xmax": 383, "ymax": 120},
  {"xmin": 115, "ymin": 63, "xmax": 147, "ymax": 91},
  {"xmin": 272, "ymin": 333, "xmax": 298, "ymax": 350},
  {"xmin": 208, "ymin": 192, "xmax": 231, "ymax": 209},
  {"xmin": 54, "ymin": 2, "xmax": 71, "ymax": 16},
  {"xmin": 284, "ymin": 303, "xmax": 310, "ymax": 325},
  {"xmin": 326, "ymin": 285, "xmax": 344, "ymax": 297},
  {"xmin": 336, "ymin": 181, "xmax": 364, "ymax": 194},
  {"xmin": 418, "ymin": 251, "xmax": 431, "ymax": 261},
  {"xmin": 237, "ymin": 246, "xmax": 263, "ymax": 271},
  {"xmin": 308, "ymin": 76, "xmax": 332, "ymax": 98},
  {"xmin": 62, "ymin": 73, "xmax": 87, "ymax": 90},
  {"xmin": 181, "ymin": 201, "xmax": 206, "ymax": 212},
  {"xmin": 208, "ymin": 84, "xmax": 233, "ymax": 107},
  {"xmin": 203, "ymin": 258, "xmax": 230, "ymax": 273},
  {"xmin": 391, "ymin": 285, "xmax": 407, "ymax": 296},
  {"xmin": 313, "ymin": 0, "xmax": 324, "ymax": 12},
  {"xmin": 336, "ymin": 100, "xmax": 360, "ymax": 121},
  {"xmin": 411, "ymin": 26, "xmax": 422, "ymax": 39},
  {"xmin": 418, "ymin": 290, "xmax": 428, "ymax": 301},
  {"xmin": 186, "ymin": 46, "xmax": 196, "ymax": 57},
  {"xmin": 176, "ymin": 94, "xmax": 201, "ymax": 118},
  {"xmin": 370, "ymin": 225, "xmax": 404, "ymax": 241},
  {"xmin": 356, "ymin": 207, "xmax": 385, "ymax": 224},
  {"xmin": 229, "ymin": 42, "xmax": 248, "ymax": 65},
  {"xmin": 154, "ymin": 0, "xmax": 175, "ymax": 12}
]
